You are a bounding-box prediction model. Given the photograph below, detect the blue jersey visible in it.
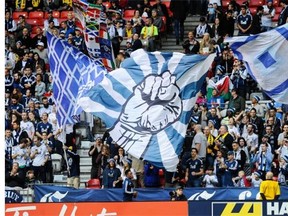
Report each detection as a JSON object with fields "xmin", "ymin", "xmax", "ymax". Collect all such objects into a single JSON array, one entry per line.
[
  {"xmin": 237, "ymin": 14, "xmax": 252, "ymax": 34},
  {"xmin": 186, "ymin": 158, "xmax": 203, "ymax": 180},
  {"xmin": 123, "ymin": 178, "xmax": 134, "ymax": 201},
  {"xmin": 9, "ymin": 103, "xmax": 24, "ymax": 113},
  {"xmin": 36, "ymin": 121, "xmax": 53, "ymax": 135},
  {"xmin": 66, "ymin": 150, "xmax": 80, "ymax": 177}
]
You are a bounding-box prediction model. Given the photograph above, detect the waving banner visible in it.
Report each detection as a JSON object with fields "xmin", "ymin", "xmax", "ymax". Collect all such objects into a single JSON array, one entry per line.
[
  {"xmin": 226, "ymin": 24, "xmax": 288, "ymax": 104},
  {"xmin": 78, "ymin": 49, "xmax": 215, "ymax": 171}
]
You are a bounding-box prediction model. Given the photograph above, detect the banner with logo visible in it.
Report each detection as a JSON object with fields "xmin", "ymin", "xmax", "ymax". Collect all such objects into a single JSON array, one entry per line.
[
  {"xmin": 188, "ymin": 201, "xmax": 288, "ymax": 216},
  {"xmin": 5, "ymin": 202, "xmax": 187, "ymax": 216},
  {"xmin": 5, "ymin": 190, "xmax": 23, "ymax": 203},
  {"xmin": 34, "ymin": 185, "xmax": 288, "ymax": 202}
]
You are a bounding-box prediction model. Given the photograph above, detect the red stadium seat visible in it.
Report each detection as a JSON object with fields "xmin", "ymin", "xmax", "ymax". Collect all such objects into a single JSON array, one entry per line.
[
  {"xmin": 45, "ymin": 11, "xmax": 61, "ymax": 19},
  {"xmin": 61, "ymin": 10, "xmax": 72, "ymax": 19},
  {"xmin": 103, "ymin": 1, "xmax": 111, "ymax": 9},
  {"xmin": 249, "ymin": 6, "xmax": 258, "ymax": 15},
  {"xmin": 29, "ymin": 11, "xmax": 44, "ymax": 19},
  {"xmin": 124, "ymin": 9, "xmax": 135, "ymax": 18},
  {"xmin": 236, "ymin": 0, "xmax": 247, "ymax": 5},
  {"xmin": 249, "ymin": 0, "xmax": 263, "ymax": 6},
  {"xmin": 162, "ymin": 1, "xmax": 173, "ymax": 17},
  {"xmin": 159, "ymin": 169, "xmax": 165, "ymax": 187},
  {"xmin": 26, "ymin": 18, "xmax": 44, "ymax": 26},
  {"xmin": 85, "ymin": 178, "xmax": 101, "ymax": 189},
  {"xmin": 13, "ymin": 11, "xmax": 28, "ymax": 20},
  {"xmin": 275, "ymin": 6, "xmax": 282, "ymax": 13},
  {"xmin": 272, "ymin": 13, "xmax": 279, "ymax": 21}
]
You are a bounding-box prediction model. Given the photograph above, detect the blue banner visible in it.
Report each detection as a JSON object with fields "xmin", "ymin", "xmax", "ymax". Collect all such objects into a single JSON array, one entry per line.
[
  {"xmin": 34, "ymin": 185, "xmax": 288, "ymax": 202},
  {"xmin": 5, "ymin": 190, "xmax": 23, "ymax": 203}
]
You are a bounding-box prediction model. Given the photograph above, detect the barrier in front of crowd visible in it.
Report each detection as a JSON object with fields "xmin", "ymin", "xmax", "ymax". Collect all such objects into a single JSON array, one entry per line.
[
  {"xmin": 5, "ymin": 201, "xmax": 188, "ymax": 216},
  {"xmin": 27, "ymin": 185, "xmax": 288, "ymax": 202}
]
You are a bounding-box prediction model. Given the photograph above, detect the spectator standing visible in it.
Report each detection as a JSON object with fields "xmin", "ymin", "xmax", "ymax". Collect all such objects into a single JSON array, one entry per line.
[
  {"xmin": 222, "ymin": 10, "xmax": 235, "ymax": 37},
  {"xmin": 130, "ymin": 10, "xmax": 144, "ymax": 35},
  {"xmin": 278, "ymin": 0, "xmax": 288, "ymax": 26},
  {"xmin": 123, "ymin": 169, "xmax": 138, "ymax": 201},
  {"xmin": 262, "ymin": 0, "xmax": 275, "ymax": 31},
  {"xmin": 96, "ymin": 145, "xmax": 110, "ymax": 183},
  {"xmin": 251, "ymin": 6, "xmax": 264, "ymax": 34},
  {"xmin": 170, "ymin": 0, "xmax": 188, "ymax": 45},
  {"xmin": 64, "ymin": 146, "xmax": 80, "ymax": 189},
  {"xmin": 36, "ymin": 112, "xmax": 53, "ymax": 140},
  {"xmin": 12, "ymin": 138, "xmax": 29, "ymax": 175},
  {"xmin": 237, "ymin": 5, "xmax": 253, "ymax": 36},
  {"xmin": 259, "ymin": 171, "xmax": 281, "ymax": 200},
  {"xmin": 232, "ymin": 141, "xmax": 246, "ymax": 170},
  {"xmin": 230, "ymin": 59, "xmax": 247, "ymax": 99},
  {"xmin": 192, "ymin": 124, "xmax": 207, "ymax": 166},
  {"xmin": 251, "ymin": 143, "xmax": 273, "ymax": 180},
  {"xmin": 185, "ymin": 148, "xmax": 204, "ymax": 187},
  {"xmin": 12, "ymin": 121, "xmax": 29, "ymax": 146},
  {"xmin": 214, "ymin": 125, "xmax": 234, "ymax": 152},
  {"xmin": 144, "ymin": 162, "xmax": 160, "ymax": 187},
  {"xmin": 89, "ymin": 137, "xmax": 103, "ymax": 179},
  {"xmin": 20, "ymin": 66, "xmax": 36, "ymax": 95},
  {"xmin": 102, "ymin": 158, "xmax": 122, "ymax": 188},
  {"xmin": 202, "ymin": 166, "xmax": 218, "ymax": 187},
  {"xmin": 30, "ymin": 136, "xmax": 49, "ymax": 183},
  {"xmin": 221, "ymin": 151, "xmax": 239, "ymax": 187}
]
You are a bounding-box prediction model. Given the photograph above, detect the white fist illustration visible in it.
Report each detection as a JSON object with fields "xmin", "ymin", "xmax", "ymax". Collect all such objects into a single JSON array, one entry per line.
[{"xmin": 119, "ymin": 71, "xmax": 182, "ymax": 133}]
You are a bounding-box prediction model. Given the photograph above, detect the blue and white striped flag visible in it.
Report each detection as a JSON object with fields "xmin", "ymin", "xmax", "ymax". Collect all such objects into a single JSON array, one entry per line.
[
  {"xmin": 47, "ymin": 32, "xmax": 107, "ymax": 126},
  {"xmin": 226, "ymin": 24, "xmax": 288, "ymax": 104},
  {"xmin": 78, "ymin": 49, "xmax": 215, "ymax": 171}
]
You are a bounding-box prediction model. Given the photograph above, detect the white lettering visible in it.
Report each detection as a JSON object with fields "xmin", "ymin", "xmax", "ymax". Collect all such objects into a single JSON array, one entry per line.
[
  {"xmin": 279, "ymin": 203, "xmax": 288, "ymax": 215},
  {"xmin": 267, "ymin": 202, "xmax": 279, "ymax": 215},
  {"xmin": 6, "ymin": 206, "xmax": 36, "ymax": 216},
  {"xmin": 97, "ymin": 208, "xmax": 117, "ymax": 216},
  {"xmin": 238, "ymin": 191, "xmax": 252, "ymax": 200},
  {"xmin": 59, "ymin": 204, "xmax": 78, "ymax": 216}
]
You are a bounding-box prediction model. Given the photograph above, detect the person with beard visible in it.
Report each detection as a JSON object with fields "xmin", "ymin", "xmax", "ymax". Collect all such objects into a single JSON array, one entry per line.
[
  {"xmin": 140, "ymin": 17, "xmax": 159, "ymax": 51},
  {"xmin": 35, "ymin": 112, "xmax": 53, "ymax": 140}
]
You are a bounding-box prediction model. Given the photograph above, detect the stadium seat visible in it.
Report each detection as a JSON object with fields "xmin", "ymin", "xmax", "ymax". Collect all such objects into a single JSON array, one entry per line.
[
  {"xmin": 237, "ymin": 0, "xmax": 247, "ymax": 5},
  {"xmin": 124, "ymin": 9, "xmax": 135, "ymax": 18},
  {"xmin": 222, "ymin": 0, "xmax": 230, "ymax": 9},
  {"xmin": 275, "ymin": 6, "xmax": 282, "ymax": 13},
  {"xmin": 61, "ymin": 10, "xmax": 72, "ymax": 19},
  {"xmin": 13, "ymin": 11, "xmax": 28, "ymax": 20},
  {"xmin": 44, "ymin": 11, "xmax": 60, "ymax": 19},
  {"xmin": 159, "ymin": 169, "xmax": 165, "ymax": 187},
  {"xmin": 249, "ymin": 6, "xmax": 258, "ymax": 15},
  {"xmin": 103, "ymin": 1, "xmax": 111, "ymax": 9},
  {"xmin": 161, "ymin": 1, "xmax": 173, "ymax": 17},
  {"xmin": 272, "ymin": 13, "xmax": 280, "ymax": 22},
  {"xmin": 26, "ymin": 18, "xmax": 44, "ymax": 26},
  {"xmin": 45, "ymin": 63, "xmax": 50, "ymax": 72},
  {"xmin": 85, "ymin": 178, "xmax": 101, "ymax": 189},
  {"xmin": 29, "ymin": 11, "xmax": 44, "ymax": 19},
  {"xmin": 51, "ymin": 153, "xmax": 63, "ymax": 173},
  {"xmin": 249, "ymin": 0, "xmax": 263, "ymax": 7}
]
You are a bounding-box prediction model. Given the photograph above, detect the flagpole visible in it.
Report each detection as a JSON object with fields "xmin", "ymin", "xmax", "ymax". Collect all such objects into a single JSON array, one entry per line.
[{"xmin": 63, "ymin": 143, "xmax": 70, "ymax": 177}]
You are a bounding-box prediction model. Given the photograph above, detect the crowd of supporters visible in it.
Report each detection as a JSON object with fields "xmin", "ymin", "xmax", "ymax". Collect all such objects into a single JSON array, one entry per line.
[{"xmin": 5, "ymin": 0, "xmax": 288, "ymax": 191}]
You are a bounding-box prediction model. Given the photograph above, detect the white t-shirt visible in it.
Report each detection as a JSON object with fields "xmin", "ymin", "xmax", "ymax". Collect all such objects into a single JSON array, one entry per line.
[{"xmin": 31, "ymin": 144, "xmax": 49, "ymax": 166}]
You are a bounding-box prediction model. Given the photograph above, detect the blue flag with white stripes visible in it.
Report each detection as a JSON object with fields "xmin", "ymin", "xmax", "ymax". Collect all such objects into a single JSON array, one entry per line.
[
  {"xmin": 78, "ymin": 49, "xmax": 215, "ymax": 171},
  {"xmin": 47, "ymin": 32, "xmax": 107, "ymax": 126},
  {"xmin": 226, "ymin": 24, "xmax": 288, "ymax": 104}
]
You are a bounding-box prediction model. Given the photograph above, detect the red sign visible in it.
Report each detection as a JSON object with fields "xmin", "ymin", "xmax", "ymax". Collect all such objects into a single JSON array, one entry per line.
[{"xmin": 5, "ymin": 201, "xmax": 188, "ymax": 216}]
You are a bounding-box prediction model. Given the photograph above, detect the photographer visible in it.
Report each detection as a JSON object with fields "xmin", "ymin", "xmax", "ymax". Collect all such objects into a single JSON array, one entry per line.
[
  {"xmin": 230, "ymin": 59, "xmax": 247, "ymax": 99},
  {"xmin": 170, "ymin": 186, "xmax": 187, "ymax": 201}
]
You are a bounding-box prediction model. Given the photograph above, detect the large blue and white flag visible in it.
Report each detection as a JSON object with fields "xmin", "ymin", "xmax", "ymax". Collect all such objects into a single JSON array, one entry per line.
[
  {"xmin": 47, "ymin": 32, "xmax": 107, "ymax": 126},
  {"xmin": 78, "ymin": 49, "xmax": 215, "ymax": 171},
  {"xmin": 226, "ymin": 24, "xmax": 288, "ymax": 104}
]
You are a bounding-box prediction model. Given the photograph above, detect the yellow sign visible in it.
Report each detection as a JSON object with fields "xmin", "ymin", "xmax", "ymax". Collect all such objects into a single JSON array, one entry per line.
[{"xmin": 220, "ymin": 202, "xmax": 262, "ymax": 216}]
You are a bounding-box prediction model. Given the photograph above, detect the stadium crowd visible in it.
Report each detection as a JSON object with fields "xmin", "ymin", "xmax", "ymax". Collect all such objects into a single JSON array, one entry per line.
[{"xmin": 5, "ymin": 0, "xmax": 288, "ymax": 193}]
